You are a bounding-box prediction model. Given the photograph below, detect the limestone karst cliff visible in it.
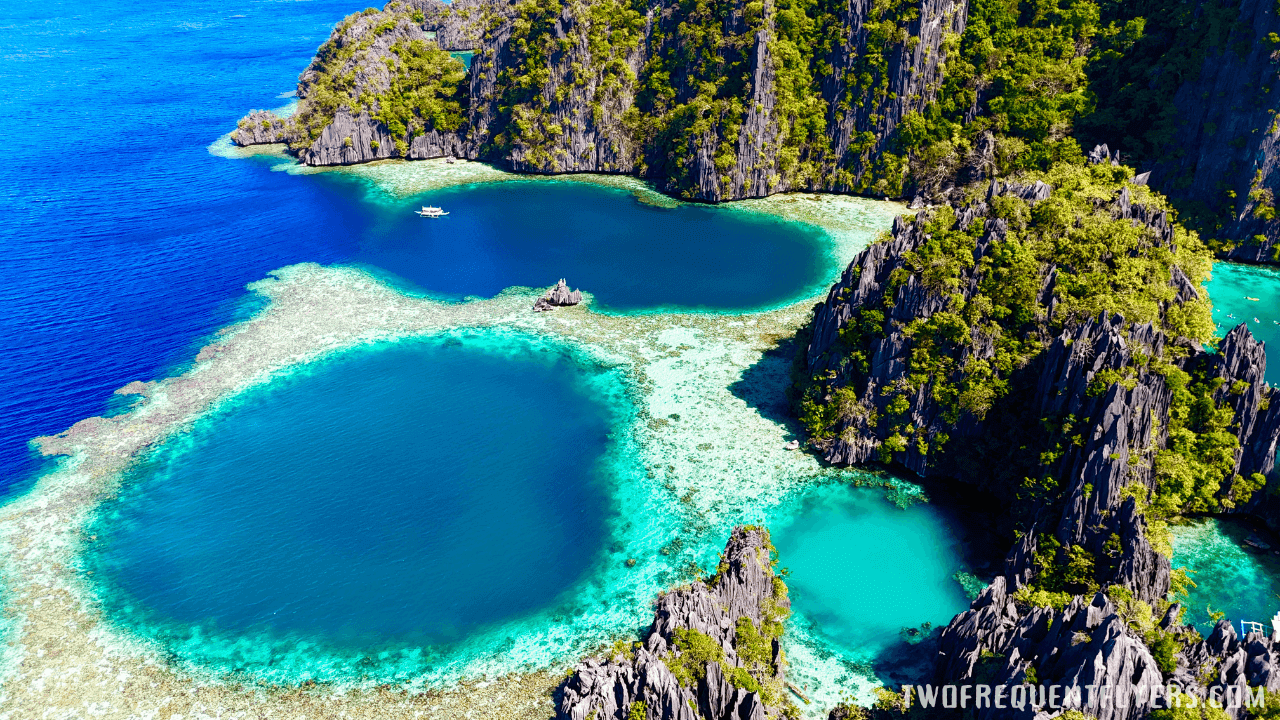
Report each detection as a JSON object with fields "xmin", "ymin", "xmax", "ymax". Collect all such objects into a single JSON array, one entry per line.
[
  {"xmin": 230, "ymin": 0, "xmax": 1280, "ymax": 262},
  {"xmin": 556, "ymin": 526, "xmax": 796, "ymax": 720},
  {"xmin": 233, "ymin": 0, "xmax": 967, "ymax": 200},
  {"xmin": 1131, "ymin": 0, "xmax": 1280, "ymax": 267},
  {"xmin": 797, "ymin": 153, "xmax": 1280, "ymax": 719}
]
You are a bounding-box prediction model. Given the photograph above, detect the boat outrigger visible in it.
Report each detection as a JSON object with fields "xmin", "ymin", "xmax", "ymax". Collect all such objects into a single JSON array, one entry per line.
[{"xmin": 415, "ymin": 205, "xmax": 449, "ymax": 218}]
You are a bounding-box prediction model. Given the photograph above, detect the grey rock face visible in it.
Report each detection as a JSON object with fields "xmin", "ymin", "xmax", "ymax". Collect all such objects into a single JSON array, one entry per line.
[
  {"xmin": 1143, "ymin": 0, "xmax": 1280, "ymax": 264},
  {"xmin": 299, "ymin": 109, "xmax": 469, "ymax": 166},
  {"xmin": 532, "ymin": 279, "xmax": 584, "ymax": 311},
  {"xmin": 231, "ymin": 110, "xmax": 290, "ymax": 146},
  {"xmin": 936, "ymin": 584, "xmax": 1166, "ymax": 720},
  {"xmin": 556, "ymin": 527, "xmax": 790, "ymax": 720},
  {"xmin": 406, "ymin": 0, "xmax": 501, "ymax": 50},
  {"xmin": 803, "ymin": 180, "xmax": 1065, "ymax": 474},
  {"xmin": 1212, "ymin": 324, "xmax": 1280, "ymax": 482},
  {"xmin": 821, "ymin": 0, "xmax": 970, "ymax": 197},
  {"xmin": 299, "ymin": 110, "xmax": 397, "ymax": 166},
  {"xmin": 1171, "ymin": 619, "xmax": 1280, "ymax": 718},
  {"xmin": 296, "ymin": 10, "xmax": 439, "ymax": 109}
]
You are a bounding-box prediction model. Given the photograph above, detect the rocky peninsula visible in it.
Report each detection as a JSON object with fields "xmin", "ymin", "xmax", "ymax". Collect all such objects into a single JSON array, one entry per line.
[
  {"xmin": 557, "ymin": 526, "xmax": 796, "ymax": 720},
  {"xmin": 234, "ymin": 0, "xmax": 1280, "ymax": 262},
  {"xmin": 797, "ymin": 150, "xmax": 1280, "ymax": 718}
]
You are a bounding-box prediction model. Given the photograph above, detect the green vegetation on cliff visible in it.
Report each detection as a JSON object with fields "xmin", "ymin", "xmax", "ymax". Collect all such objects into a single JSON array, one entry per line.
[
  {"xmin": 283, "ymin": 5, "xmax": 470, "ymax": 154},
  {"xmin": 891, "ymin": 0, "xmax": 1096, "ymax": 190},
  {"xmin": 373, "ymin": 40, "xmax": 470, "ymax": 154},
  {"xmin": 800, "ymin": 161, "xmax": 1214, "ymax": 448},
  {"xmin": 792, "ymin": 159, "xmax": 1266, "ymax": 595}
]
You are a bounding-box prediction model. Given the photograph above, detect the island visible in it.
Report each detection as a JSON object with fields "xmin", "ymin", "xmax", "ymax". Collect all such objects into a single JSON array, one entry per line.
[{"xmin": 233, "ymin": 0, "xmax": 1280, "ymax": 265}]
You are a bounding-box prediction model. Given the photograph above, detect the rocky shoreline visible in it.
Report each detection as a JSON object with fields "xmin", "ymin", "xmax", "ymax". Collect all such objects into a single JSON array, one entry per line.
[
  {"xmin": 231, "ymin": 0, "xmax": 1280, "ymax": 263},
  {"xmin": 557, "ymin": 527, "xmax": 795, "ymax": 720},
  {"xmin": 798, "ymin": 155, "xmax": 1280, "ymax": 718}
]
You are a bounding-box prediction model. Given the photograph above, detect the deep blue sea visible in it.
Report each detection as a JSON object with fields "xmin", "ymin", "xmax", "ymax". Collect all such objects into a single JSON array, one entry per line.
[{"xmin": 0, "ymin": 0, "xmax": 826, "ymax": 494}]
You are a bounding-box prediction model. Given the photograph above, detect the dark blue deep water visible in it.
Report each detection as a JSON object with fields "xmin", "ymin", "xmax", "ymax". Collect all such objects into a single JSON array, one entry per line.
[
  {"xmin": 340, "ymin": 178, "xmax": 826, "ymax": 312},
  {"xmin": 86, "ymin": 337, "xmax": 613, "ymax": 658},
  {"xmin": 0, "ymin": 0, "xmax": 827, "ymax": 494}
]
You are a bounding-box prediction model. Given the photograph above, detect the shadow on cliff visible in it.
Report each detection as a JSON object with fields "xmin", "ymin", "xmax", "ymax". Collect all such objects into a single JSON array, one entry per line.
[{"xmin": 871, "ymin": 630, "xmax": 946, "ymax": 688}]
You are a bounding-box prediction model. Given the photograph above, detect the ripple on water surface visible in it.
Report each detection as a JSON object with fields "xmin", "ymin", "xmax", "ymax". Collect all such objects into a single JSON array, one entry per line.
[{"xmin": 87, "ymin": 333, "xmax": 620, "ymax": 679}]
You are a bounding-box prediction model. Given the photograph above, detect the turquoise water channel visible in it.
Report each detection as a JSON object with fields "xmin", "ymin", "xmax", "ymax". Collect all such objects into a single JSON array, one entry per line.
[{"xmin": 1207, "ymin": 261, "xmax": 1280, "ymax": 385}]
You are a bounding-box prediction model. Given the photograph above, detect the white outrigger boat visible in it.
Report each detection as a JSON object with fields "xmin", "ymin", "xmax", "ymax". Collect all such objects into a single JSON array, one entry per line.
[{"xmin": 415, "ymin": 205, "xmax": 449, "ymax": 218}]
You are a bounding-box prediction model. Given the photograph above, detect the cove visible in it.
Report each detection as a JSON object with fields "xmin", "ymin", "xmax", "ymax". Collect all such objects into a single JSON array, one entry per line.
[
  {"xmin": 338, "ymin": 178, "xmax": 832, "ymax": 313},
  {"xmin": 771, "ymin": 482, "xmax": 971, "ymax": 671},
  {"xmin": 86, "ymin": 334, "xmax": 615, "ymax": 669},
  {"xmin": 1207, "ymin": 261, "xmax": 1280, "ymax": 385},
  {"xmin": 0, "ymin": 0, "xmax": 841, "ymax": 495},
  {"xmin": 1171, "ymin": 518, "xmax": 1280, "ymax": 631}
]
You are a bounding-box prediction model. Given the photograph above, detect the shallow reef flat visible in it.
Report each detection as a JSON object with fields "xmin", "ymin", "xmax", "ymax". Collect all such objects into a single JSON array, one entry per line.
[{"xmin": 0, "ymin": 182, "xmax": 904, "ymax": 717}]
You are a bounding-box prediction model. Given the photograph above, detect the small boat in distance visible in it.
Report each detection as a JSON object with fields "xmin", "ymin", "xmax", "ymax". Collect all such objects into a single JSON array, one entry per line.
[{"xmin": 415, "ymin": 206, "xmax": 449, "ymax": 218}]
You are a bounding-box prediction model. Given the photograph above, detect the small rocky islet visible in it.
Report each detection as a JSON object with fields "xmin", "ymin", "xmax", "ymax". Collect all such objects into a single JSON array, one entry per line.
[{"xmin": 192, "ymin": 0, "xmax": 1280, "ymax": 715}]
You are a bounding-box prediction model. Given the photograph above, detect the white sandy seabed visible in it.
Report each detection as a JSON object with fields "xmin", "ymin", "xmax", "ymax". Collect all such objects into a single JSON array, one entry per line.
[{"xmin": 0, "ymin": 148, "xmax": 929, "ymax": 719}]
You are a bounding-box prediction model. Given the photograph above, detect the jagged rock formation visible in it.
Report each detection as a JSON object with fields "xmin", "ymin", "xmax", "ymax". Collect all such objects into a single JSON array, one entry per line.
[
  {"xmin": 1211, "ymin": 324, "xmax": 1280, "ymax": 495},
  {"xmin": 1174, "ymin": 618, "xmax": 1280, "ymax": 713},
  {"xmin": 235, "ymin": 0, "xmax": 967, "ymax": 200},
  {"xmin": 801, "ymin": 178, "xmax": 1276, "ymax": 492},
  {"xmin": 231, "ymin": 110, "xmax": 292, "ymax": 146},
  {"xmin": 532, "ymin": 279, "xmax": 584, "ymax": 311},
  {"xmin": 409, "ymin": 0, "xmax": 496, "ymax": 50},
  {"xmin": 556, "ymin": 526, "xmax": 794, "ymax": 720},
  {"xmin": 936, "ymin": 582, "xmax": 1167, "ymax": 720},
  {"xmin": 301, "ymin": 109, "xmax": 399, "ymax": 165},
  {"xmin": 935, "ymin": 589, "xmax": 1280, "ymax": 720}
]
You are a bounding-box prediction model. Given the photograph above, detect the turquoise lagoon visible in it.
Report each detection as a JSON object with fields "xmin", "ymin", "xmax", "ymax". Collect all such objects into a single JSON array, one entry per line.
[
  {"xmin": 1172, "ymin": 518, "xmax": 1280, "ymax": 631},
  {"xmin": 86, "ymin": 320, "xmax": 977, "ymax": 694},
  {"xmin": 773, "ymin": 485, "xmax": 970, "ymax": 651},
  {"xmin": 87, "ymin": 333, "xmax": 625, "ymax": 678},
  {"xmin": 1207, "ymin": 261, "xmax": 1280, "ymax": 385}
]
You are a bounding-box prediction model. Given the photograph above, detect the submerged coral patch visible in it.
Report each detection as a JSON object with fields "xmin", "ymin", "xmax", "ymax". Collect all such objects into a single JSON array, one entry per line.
[{"xmin": 0, "ymin": 185, "xmax": 958, "ymax": 718}]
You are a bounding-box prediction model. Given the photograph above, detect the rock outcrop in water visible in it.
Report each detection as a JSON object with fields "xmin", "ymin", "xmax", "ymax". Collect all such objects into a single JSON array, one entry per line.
[
  {"xmin": 797, "ymin": 167, "xmax": 1280, "ymax": 719},
  {"xmin": 231, "ymin": 110, "xmax": 293, "ymax": 146},
  {"xmin": 533, "ymin": 279, "xmax": 584, "ymax": 311},
  {"xmin": 556, "ymin": 526, "xmax": 795, "ymax": 720}
]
